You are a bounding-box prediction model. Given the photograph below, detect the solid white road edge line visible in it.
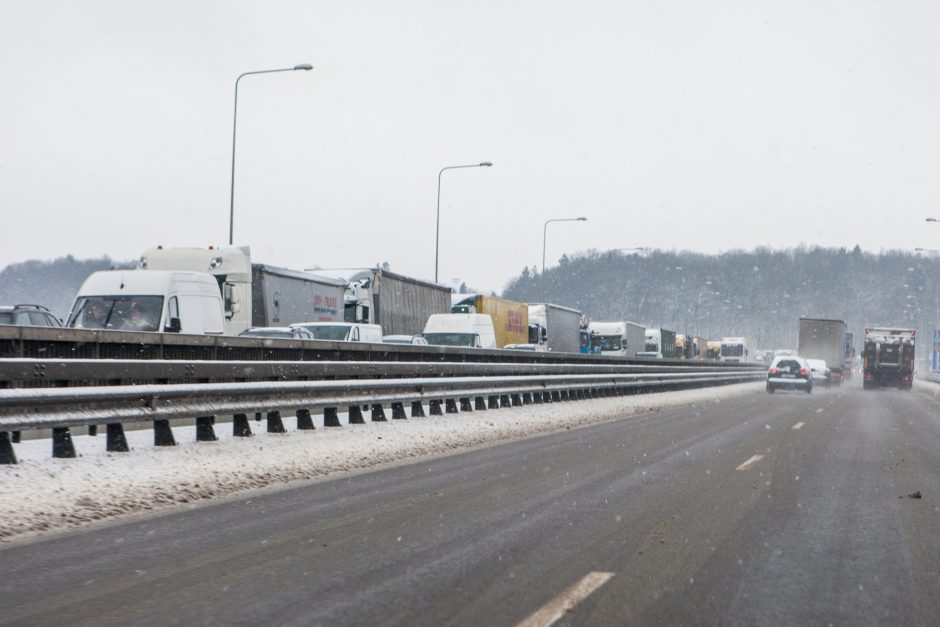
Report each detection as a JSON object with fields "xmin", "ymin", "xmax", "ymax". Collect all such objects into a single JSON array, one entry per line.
[
  {"xmin": 735, "ymin": 454, "xmax": 765, "ymax": 471},
  {"xmin": 516, "ymin": 571, "xmax": 616, "ymax": 627},
  {"xmin": 792, "ymin": 422, "xmax": 805, "ymax": 430}
]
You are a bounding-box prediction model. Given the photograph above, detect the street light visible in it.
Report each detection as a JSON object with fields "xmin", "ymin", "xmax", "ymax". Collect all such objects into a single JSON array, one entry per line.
[
  {"xmin": 229, "ymin": 64, "xmax": 314, "ymax": 246},
  {"xmin": 434, "ymin": 162, "xmax": 493, "ymax": 283},
  {"xmin": 541, "ymin": 217, "xmax": 587, "ymax": 303}
]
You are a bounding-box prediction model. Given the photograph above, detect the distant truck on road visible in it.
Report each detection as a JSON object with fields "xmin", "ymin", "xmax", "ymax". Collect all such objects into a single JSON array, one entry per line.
[
  {"xmin": 587, "ymin": 320, "xmax": 646, "ymax": 357},
  {"xmin": 527, "ymin": 303, "xmax": 582, "ymax": 353},
  {"xmin": 139, "ymin": 246, "xmax": 344, "ymax": 335},
  {"xmin": 797, "ymin": 318, "xmax": 848, "ymax": 384},
  {"xmin": 640, "ymin": 328, "xmax": 677, "ymax": 359},
  {"xmin": 719, "ymin": 336, "xmax": 748, "ymax": 363},
  {"xmin": 863, "ymin": 327, "xmax": 915, "ymax": 390},
  {"xmin": 337, "ymin": 268, "xmax": 451, "ymax": 337},
  {"xmin": 452, "ymin": 294, "xmax": 528, "ymax": 348}
]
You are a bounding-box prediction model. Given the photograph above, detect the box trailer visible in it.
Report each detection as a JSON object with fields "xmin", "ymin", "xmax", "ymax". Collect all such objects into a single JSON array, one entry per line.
[
  {"xmin": 527, "ymin": 303, "xmax": 582, "ymax": 353},
  {"xmin": 452, "ymin": 294, "xmax": 528, "ymax": 348},
  {"xmin": 798, "ymin": 318, "xmax": 848, "ymax": 384}
]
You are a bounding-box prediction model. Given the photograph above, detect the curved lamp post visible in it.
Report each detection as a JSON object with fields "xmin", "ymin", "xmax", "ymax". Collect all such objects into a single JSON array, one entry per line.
[
  {"xmin": 229, "ymin": 64, "xmax": 313, "ymax": 245},
  {"xmin": 435, "ymin": 162, "xmax": 492, "ymax": 283},
  {"xmin": 542, "ymin": 217, "xmax": 587, "ymax": 303}
]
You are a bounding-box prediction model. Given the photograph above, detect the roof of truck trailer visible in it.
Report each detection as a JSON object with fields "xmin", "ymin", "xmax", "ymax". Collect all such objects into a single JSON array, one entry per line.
[
  {"xmin": 252, "ymin": 264, "xmax": 346, "ymax": 286},
  {"xmin": 309, "ymin": 267, "xmax": 449, "ymax": 291}
]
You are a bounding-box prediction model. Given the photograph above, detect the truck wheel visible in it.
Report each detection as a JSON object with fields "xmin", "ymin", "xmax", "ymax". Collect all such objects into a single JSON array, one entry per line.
[{"xmin": 806, "ymin": 384, "xmax": 812, "ymax": 394}]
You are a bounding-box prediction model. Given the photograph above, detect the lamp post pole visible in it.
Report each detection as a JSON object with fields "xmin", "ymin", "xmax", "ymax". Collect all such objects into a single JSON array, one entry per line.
[
  {"xmin": 434, "ymin": 162, "xmax": 492, "ymax": 283},
  {"xmin": 541, "ymin": 217, "xmax": 587, "ymax": 303},
  {"xmin": 229, "ymin": 64, "xmax": 313, "ymax": 246}
]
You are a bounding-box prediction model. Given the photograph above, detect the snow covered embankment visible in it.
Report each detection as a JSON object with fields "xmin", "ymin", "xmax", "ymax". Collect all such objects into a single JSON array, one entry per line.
[{"xmin": 0, "ymin": 382, "xmax": 762, "ymax": 542}]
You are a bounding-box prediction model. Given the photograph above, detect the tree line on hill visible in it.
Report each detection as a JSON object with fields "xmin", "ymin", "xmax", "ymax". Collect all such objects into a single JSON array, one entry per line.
[{"xmin": 503, "ymin": 245, "xmax": 940, "ymax": 356}]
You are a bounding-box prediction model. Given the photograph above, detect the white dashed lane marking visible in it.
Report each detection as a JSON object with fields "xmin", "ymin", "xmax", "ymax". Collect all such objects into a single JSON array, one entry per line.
[
  {"xmin": 792, "ymin": 422, "xmax": 805, "ymax": 430},
  {"xmin": 736, "ymin": 454, "xmax": 765, "ymax": 471},
  {"xmin": 516, "ymin": 571, "xmax": 615, "ymax": 627}
]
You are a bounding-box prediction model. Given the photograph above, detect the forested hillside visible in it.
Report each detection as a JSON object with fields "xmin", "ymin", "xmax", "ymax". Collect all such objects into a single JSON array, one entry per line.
[
  {"xmin": 504, "ymin": 246, "xmax": 940, "ymax": 354},
  {"xmin": 0, "ymin": 256, "xmax": 132, "ymax": 320}
]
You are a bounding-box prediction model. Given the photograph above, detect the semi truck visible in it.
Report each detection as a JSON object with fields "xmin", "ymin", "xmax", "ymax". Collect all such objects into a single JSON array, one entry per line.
[
  {"xmin": 139, "ymin": 246, "xmax": 345, "ymax": 335},
  {"xmin": 797, "ymin": 318, "xmax": 848, "ymax": 384},
  {"xmin": 451, "ymin": 294, "xmax": 528, "ymax": 348},
  {"xmin": 843, "ymin": 332, "xmax": 856, "ymax": 380},
  {"xmin": 641, "ymin": 328, "xmax": 678, "ymax": 359},
  {"xmin": 527, "ymin": 303, "xmax": 582, "ymax": 353},
  {"xmin": 719, "ymin": 336, "xmax": 748, "ymax": 362},
  {"xmin": 339, "ymin": 268, "xmax": 451, "ymax": 336},
  {"xmin": 863, "ymin": 327, "xmax": 915, "ymax": 390},
  {"xmin": 587, "ymin": 320, "xmax": 646, "ymax": 357}
]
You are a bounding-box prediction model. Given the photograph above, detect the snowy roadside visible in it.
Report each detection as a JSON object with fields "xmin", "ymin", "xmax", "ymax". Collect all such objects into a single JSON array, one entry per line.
[{"xmin": 0, "ymin": 382, "xmax": 762, "ymax": 543}]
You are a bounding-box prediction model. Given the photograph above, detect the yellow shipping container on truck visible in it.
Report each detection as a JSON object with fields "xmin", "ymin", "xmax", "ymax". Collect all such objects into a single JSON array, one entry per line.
[{"xmin": 451, "ymin": 294, "xmax": 528, "ymax": 348}]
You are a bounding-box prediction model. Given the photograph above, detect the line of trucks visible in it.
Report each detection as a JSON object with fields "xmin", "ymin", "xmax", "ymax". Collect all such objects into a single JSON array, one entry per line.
[
  {"xmin": 794, "ymin": 317, "xmax": 914, "ymax": 390},
  {"xmin": 63, "ymin": 245, "xmax": 750, "ymax": 357}
]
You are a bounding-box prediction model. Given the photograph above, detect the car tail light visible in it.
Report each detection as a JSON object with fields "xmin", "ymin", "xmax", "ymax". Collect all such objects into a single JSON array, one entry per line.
[
  {"xmin": 904, "ymin": 375, "xmax": 912, "ymax": 382},
  {"xmin": 799, "ymin": 368, "xmax": 809, "ymax": 376},
  {"xmin": 769, "ymin": 367, "xmax": 778, "ymax": 374}
]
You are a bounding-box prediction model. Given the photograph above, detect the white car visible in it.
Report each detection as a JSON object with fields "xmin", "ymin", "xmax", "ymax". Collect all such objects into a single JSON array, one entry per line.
[{"xmin": 805, "ymin": 359, "xmax": 832, "ymax": 389}]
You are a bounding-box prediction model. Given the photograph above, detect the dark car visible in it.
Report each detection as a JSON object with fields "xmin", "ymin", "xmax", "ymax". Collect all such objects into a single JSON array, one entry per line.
[
  {"xmin": 0, "ymin": 304, "xmax": 62, "ymax": 327},
  {"xmin": 766, "ymin": 355, "xmax": 813, "ymax": 394},
  {"xmin": 238, "ymin": 326, "xmax": 314, "ymax": 341}
]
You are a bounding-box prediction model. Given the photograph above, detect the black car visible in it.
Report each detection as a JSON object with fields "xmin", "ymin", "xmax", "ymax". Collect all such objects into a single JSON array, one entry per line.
[
  {"xmin": 0, "ymin": 304, "xmax": 62, "ymax": 327},
  {"xmin": 766, "ymin": 356, "xmax": 813, "ymax": 394}
]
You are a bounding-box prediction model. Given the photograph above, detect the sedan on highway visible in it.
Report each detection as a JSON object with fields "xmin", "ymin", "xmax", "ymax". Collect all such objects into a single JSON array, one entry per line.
[{"xmin": 766, "ymin": 355, "xmax": 813, "ymax": 394}]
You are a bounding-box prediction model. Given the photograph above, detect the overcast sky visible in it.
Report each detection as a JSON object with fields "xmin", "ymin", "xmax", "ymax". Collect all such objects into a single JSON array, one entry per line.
[{"xmin": 2, "ymin": 1, "xmax": 940, "ymax": 292}]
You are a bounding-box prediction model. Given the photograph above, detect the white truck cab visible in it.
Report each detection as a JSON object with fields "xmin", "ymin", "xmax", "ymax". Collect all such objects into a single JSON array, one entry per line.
[
  {"xmin": 423, "ymin": 313, "xmax": 497, "ymax": 349},
  {"xmin": 67, "ymin": 270, "xmax": 225, "ymax": 335}
]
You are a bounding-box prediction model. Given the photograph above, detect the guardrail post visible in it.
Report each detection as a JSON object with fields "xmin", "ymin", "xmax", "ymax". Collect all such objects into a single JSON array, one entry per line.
[
  {"xmin": 475, "ymin": 397, "xmax": 487, "ymax": 410},
  {"xmin": 324, "ymin": 407, "xmax": 342, "ymax": 427},
  {"xmin": 392, "ymin": 402, "xmax": 407, "ymax": 419},
  {"xmin": 106, "ymin": 423, "xmax": 129, "ymax": 452},
  {"xmin": 551, "ymin": 391, "xmax": 561, "ymax": 402},
  {"xmin": 429, "ymin": 399, "xmax": 443, "ymax": 415},
  {"xmin": 154, "ymin": 420, "xmax": 176, "ymax": 446},
  {"xmin": 52, "ymin": 427, "xmax": 76, "ymax": 458},
  {"xmin": 196, "ymin": 416, "xmax": 218, "ymax": 442},
  {"xmin": 411, "ymin": 400, "xmax": 425, "ymax": 417},
  {"xmin": 445, "ymin": 399, "xmax": 459, "ymax": 414},
  {"xmin": 536, "ymin": 391, "xmax": 546, "ymax": 403},
  {"xmin": 296, "ymin": 409, "xmax": 314, "ymax": 430},
  {"xmin": 460, "ymin": 398, "xmax": 473, "ymax": 412},
  {"xmin": 12, "ymin": 431, "xmax": 20, "ymax": 443},
  {"xmin": 267, "ymin": 410, "xmax": 286, "ymax": 433},
  {"xmin": 234, "ymin": 413, "xmax": 254, "ymax": 436},
  {"xmin": 522, "ymin": 392, "xmax": 532, "ymax": 404},
  {"xmin": 372, "ymin": 404, "xmax": 387, "ymax": 422},
  {"xmin": 511, "ymin": 393, "xmax": 523, "ymax": 406},
  {"xmin": 88, "ymin": 424, "xmax": 97, "ymax": 437},
  {"xmin": 0, "ymin": 432, "xmax": 16, "ymax": 465},
  {"xmin": 499, "ymin": 394, "xmax": 511, "ymax": 407},
  {"xmin": 349, "ymin": 405, "xmax": 365, "ymax": 424},
  {"xmin": 488, "ymin": 395, "xmax": 499, "ymax": 409}
]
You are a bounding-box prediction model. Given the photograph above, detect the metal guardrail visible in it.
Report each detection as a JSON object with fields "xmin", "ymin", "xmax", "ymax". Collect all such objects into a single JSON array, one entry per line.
[
  {"xmin": 0, "ymin": 357, "xmax": 763, "ymax": 388},
  {"xmin": 0, "ymin": 369, "xmax": 764, "ymax": 464}
]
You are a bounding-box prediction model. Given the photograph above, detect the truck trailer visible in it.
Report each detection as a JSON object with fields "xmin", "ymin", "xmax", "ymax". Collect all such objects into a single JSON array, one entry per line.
[
  {"xmin": 341, "ymin": 268, "xmax": 451, "ymax": 336},
  {"xmin": 863, "ymin": 327, "xmax": 915, "ymax": 390},
  {"xmin": 797, "ymin": 318, "xmax": 848, "ymax": 384},
  {"xmin": 139, "ymin": 246, "xmax": 345, "ymax": 335},
  {"xmin": 587, "ymin": 320, "xmax": 646, "ymax": 357},
  {"xmin": 527, "ymin": 303, "xmax": 582, "ymax": 353},
  {"xmin": 451, "ymin": 294, "xmax": 528, "ymax": 348}
]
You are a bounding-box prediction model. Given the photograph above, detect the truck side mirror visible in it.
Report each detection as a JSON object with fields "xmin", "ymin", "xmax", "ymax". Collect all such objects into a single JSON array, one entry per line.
[{"xmin": 165, "ymin": 317, "xmax": 182, "ymax": 333}]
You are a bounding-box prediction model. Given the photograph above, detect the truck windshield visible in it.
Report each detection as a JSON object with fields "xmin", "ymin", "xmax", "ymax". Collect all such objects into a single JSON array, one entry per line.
[
  {"xmin": 424, "ymin": 333, "xmax": 477, "ymax": 347},
  {"xmin": 595, "ymin": 335, "xmax": 623, "ymax": 351},
  {"xmin": 68, "ymin": 296, "xmax": 163, "ymax": 332},
  {"xmin": 299, "ymin": 325, "xmax": 351, "ymax": 341},
  {"xmin": 722, "ymin": 344, "xmax": 745, "ymax": 356}
]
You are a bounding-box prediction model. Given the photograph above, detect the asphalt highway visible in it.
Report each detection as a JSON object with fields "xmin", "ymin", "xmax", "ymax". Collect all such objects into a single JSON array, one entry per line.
[{"xmin": 2, "ymin": 381, "xmax": 939, "ymax": 626}]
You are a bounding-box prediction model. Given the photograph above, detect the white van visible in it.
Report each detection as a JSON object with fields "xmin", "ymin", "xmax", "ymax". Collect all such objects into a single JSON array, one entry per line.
[
  {"xmin": 67, "ymin": 270, "xmax": 225, "ymax": 335},
  {"xmin": 423, "ymin": 313, "xmax": 497, "ymax": 349},
  {"xmin": 290, "ymin": 322, "xmax": 383, "ymax": 343}
]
